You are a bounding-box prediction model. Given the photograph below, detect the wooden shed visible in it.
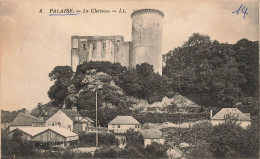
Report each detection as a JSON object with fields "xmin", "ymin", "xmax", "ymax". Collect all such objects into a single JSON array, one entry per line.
[{"xmin": 10, "ymin": 126, "xmax": 79, "ymax": 148}]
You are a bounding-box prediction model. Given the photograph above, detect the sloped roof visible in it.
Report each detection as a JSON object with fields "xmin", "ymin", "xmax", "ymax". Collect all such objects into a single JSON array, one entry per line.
[
  {"xmin": 139, "ymin": 129, "xmax": 164, "ymax": 139},
  {"xmin": 48, "ymin": 126, "xmax": 78, "ymax": 137},
  {"xmin": 12, "ymin": 127, "xmax": 48, "ymax": 136},
  {"xmin": 11, "ymin": 126, "xmax": 78, "ymax": 137},
  {"xmin": 211, "ymin": 108, "xmax": 251, "ymax": 121},
  {"xmin": 80, "ymin": 117, "xmax": 94, "ymax": 123},
  {"xmin": 108, "ymin": 116, "xmax": 140, "ymax": 125},
  {"xmin": 59, "ymin": 109, "xmax": 81, "ymax": 121},
  {"xmin": 11, "ymin": 113, "xmax": 43, "ymax": 126}
]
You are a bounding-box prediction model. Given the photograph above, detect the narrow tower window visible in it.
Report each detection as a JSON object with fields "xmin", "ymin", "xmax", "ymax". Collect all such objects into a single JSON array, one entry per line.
[
  {"xmin": 102, "ymin": 42, "xmax": 106, "ymax": 51},
  {"xmin": 139, "ymin": 32, "xmax": 142, "ymax": 44},
  {"xmin": 93, "ymin": 43, "xmax": 96, "ymax": 51}
]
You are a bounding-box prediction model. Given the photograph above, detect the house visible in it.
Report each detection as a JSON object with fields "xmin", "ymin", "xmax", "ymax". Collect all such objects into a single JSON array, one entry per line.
[
  {"xmin": 139, "ymin": 129, "xmax": 165, "ymax": 147},
  {"xmin": 108, "ymin": 116, "xmax": 141, "ymax": 134},
  {"xmin": 9, "ymin": 112, "xmax": 44, "ymax": 131},
  {"xmin": 73, "ymin": 117, "xmax": 94, "ymax": 133},
  {"xmin": 210, "ymin": 108, "xmax": 251, "ymax": 128},
  {"xmin": 9, "ymin": 126, "xmax": 79, "ymax": 148},
  {"xmin": 46, "ymin": 107, "xmax": 93, "ymax": 132},
  {"xmin": 86, "ymin": 127, "xmax": 108, "ymax": 133}
]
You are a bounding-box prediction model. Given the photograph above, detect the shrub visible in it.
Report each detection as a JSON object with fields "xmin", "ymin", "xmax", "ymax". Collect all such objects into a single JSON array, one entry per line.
[
  {"xmin": 94, "ymin": 146, "xmax": 120, "ymax": 158},
  {"xmin": 79, "ymin": 133, "xmax": 118, "ymax": 147},
  {"xmin": 144, "ymin": 142, "xmax": 168, "ymax": 158},
  {"xmin": 1, "ymin": 131, "xmax": 36, "ymax": 157}
]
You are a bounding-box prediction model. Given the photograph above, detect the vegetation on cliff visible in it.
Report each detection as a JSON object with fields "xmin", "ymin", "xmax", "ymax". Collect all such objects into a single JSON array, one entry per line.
[{"xmin": 29, "ymin": 33, "xmax": 258, "ymax": 126}]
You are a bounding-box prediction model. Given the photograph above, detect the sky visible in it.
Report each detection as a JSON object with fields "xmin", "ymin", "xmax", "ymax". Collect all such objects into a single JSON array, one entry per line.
[{"xmin": 0, "ymin": 0, "xmax": 259, "ymax": 111}]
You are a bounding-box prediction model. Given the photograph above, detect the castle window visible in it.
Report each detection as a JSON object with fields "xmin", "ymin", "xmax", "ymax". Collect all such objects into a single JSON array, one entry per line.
[
  {"xmin": 102, "ymin": 42, "xmax": 106, "ymax": 51},
  {"xmin": 139, "ymin": 32, "xmax": 142, "ymax": 43},
  {"xmin": 83, "ymin": 43, "xmax": 86, "ymax": 49},
  {"xmin": 93, "ymin": 43, "xmax": 96, "ymax": 51},
  {"xmin": 117, "ymin": 40, "xmax": 120, "ymax": 42}
]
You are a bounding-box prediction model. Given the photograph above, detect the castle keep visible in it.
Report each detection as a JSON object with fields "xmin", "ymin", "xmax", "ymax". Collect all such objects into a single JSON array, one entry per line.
[{"xmin": 71, "ymin": 9, "xmax": 164, "ymax": 74}]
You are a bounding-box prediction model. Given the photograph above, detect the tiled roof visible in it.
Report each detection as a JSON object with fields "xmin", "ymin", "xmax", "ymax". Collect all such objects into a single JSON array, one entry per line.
[
  {"xmin": 59, "ymin": 109, "xmax": 81, "ymax": 121},
  {"xmin": 11, "ymin": 113, "xmax": 43, "ymax": 126},
  {"xmin": 211, "ymin": 108, "xmax": 251, "ymax": 121},
  {"xmin": 11, "ymin": 126, "xmax": 78, "ymax": 137},
  {"xmin": 139, "ymin": 129, "xmax": 164, "ymax": 139},
  {"xmin": 108, "ymin": 116, "xmax": 140, "ymax": 125}
]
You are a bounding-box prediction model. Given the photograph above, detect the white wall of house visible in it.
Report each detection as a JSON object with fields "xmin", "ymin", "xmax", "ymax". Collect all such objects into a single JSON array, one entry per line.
[
  {"xmin": 211, "ymin": 120, "xmax": 251, "ymax": 128},
  {"xmin": 46, "ymin": 110, "xmax": 73, "ymax": 131},
  {"xmin": 144, "ymin": 138, "xmax": 165, "ymax": 147},
  {"xmin": 108, "ymin": 124, "xmax": 141, "ymax": 133}
]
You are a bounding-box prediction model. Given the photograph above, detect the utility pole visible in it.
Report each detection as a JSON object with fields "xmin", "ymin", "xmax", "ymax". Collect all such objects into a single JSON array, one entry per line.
[
  {"xmin": 78, "ymin": 114, "xmax": 80, "ymax": 146},
  {"xmin": 96, "ymin": 90, "xmax": 98, "ymax": 148}
]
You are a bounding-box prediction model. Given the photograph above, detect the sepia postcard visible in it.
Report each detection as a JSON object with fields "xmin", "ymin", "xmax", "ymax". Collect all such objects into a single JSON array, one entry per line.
[{"xmin": 0, "ymin": 0, "xmax": 259, "ymax": 158}]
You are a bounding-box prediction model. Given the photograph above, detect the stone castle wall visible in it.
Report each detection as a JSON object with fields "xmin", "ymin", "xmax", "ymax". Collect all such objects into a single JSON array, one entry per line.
[
  {"xmin": 71, "ymin": 36, "xmax": 127, "ymax": 72},
  {"xmin": 71, "ymin": 9, "xmax": 163, "ymax": 74},
  {"xmin": 131, "ymin": 9, "xmax": 163, "ymax": 75}
]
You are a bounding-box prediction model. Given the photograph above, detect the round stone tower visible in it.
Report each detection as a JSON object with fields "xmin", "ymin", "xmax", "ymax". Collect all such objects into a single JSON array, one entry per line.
[{"xmin": 130, "ymin": 9, "xmax": 164, "ymax": 75}]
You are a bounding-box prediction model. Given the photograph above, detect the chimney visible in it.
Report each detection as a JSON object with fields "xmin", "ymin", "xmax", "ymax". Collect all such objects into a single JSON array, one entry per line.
[
  {"xmin": 210, "ymin": 110, "xmax": 213, "ymax": 119},
  {"xmin": 72, "ymin": 106, "xmax": 77, "ymax": 113}
]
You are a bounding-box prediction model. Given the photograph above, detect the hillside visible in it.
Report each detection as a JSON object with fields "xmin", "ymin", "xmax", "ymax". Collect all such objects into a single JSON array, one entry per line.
[
  {"xmin": 31, "ymin": 68, "xmax": 203, "ymax": 126},
  {"xmin": 30, "ymin": 34, "xmax": 258, "ymax": 126}
]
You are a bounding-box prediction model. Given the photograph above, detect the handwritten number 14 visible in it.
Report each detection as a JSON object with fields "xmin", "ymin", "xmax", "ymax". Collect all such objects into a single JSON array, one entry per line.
[{"xmin": 232, "ymin": 5, "xmax": 248, "ymax": 20}]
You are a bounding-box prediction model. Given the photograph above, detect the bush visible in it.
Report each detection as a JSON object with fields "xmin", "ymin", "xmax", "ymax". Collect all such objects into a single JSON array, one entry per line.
[
  {"xmin": 1, "ymin": 131, "xmax": 36, "ymax": 157},
  {"xmin": 118, "ymin": 145, "xmax": 145, "ymax": 158},
  {"xmin": 62, "ymin": 149, "xmax": 79, "ymax": 159},
  {"xmin": 144, "ymin": 142, "xmax": 168, "ymax": 158},
  {"xmin": 126, "ymin": 129, "xmax": 143, "ymax": 148},
  {"xmin": 133, "ymin": 112, "xmax": 207, "ymax": 124},
  {"xmin": 79, "ymin": 133, "xmax": 118, "ymax": 147},
  {"xmin": 94, "ymin": 146, "xmax": 120, "ymax": 158}
]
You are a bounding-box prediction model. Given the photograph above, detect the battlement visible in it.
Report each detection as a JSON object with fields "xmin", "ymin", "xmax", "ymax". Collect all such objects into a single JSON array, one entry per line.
[{"xmin": 131, "ymin": 9, "xmax": 164, "ymax": 19}]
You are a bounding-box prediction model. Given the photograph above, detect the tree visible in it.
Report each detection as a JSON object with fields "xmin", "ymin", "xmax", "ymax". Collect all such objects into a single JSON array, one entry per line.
[
  {"xmin": 163, "ymin": 33, "xmax": 246, "ymax": 108},
  {"xmin": 189, "ymin": 121, "xmax": 213, "ymax": 144},
  {"xmin": 186, "ymin": 141, "xmax": 214, "ymax": 159},
  {"xmin": 233, "ymin": 39, "xmax": 258, "ymax": 97},
  {"xmin": 1, "ymin": 131, "xmax": 36, "ymax": 157},
  {"xmin": 48, "ymin": 66, "xmax": 73, "ymax": 106},
  {"xmin": 236, "ymin": 97, "xmax": 258, "ymax": 117},
  {"xmin": 136, "ymin": 63, "xmax": 154, "ymax": 77},
  {"xmin": 209, "ymin": 122, "xmax": 246, "ymax": 158},
  {"xmin": 126, "ymin": 128, "xmax": 143, "ymax": 148},
  {"xmin": 240, "ymin": 122, "xmax": 259, "ymax": 158},
  {"xmin": 144, "ymin": 142, "xmax": 168, "ymax": 158}
]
